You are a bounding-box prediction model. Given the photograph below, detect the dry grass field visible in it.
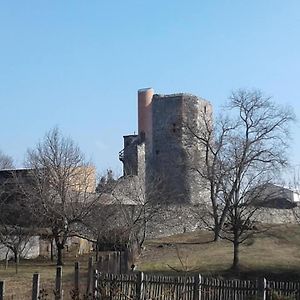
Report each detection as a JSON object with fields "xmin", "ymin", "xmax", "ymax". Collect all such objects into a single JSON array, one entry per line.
[
  {"xmin": 0, "ymin": 254, "xmax": 90, "ymax": 300},
  {"xmin": 138, "ymin": 224, "xmax": 300, "ymax": 280},
  {"xmin": 2, "ymin": 224, "xmax": 300, "ymax": 298}
]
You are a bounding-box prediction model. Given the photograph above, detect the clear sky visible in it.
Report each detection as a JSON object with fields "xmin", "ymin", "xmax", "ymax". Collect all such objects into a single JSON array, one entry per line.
[{"xmin": 0, "ymin": 1, "xmax": 299, "ymax": 175}]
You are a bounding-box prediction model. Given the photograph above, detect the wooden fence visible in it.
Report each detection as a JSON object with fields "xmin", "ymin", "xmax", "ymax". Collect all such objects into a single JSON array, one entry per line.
[
  {"xmin": 1, "ymin": 257, "xmax": 300, "ymax": 299},
  {"xmin": 95, "ymin": 272, "xmax": 300, "ymax": 300},
  {"xmin": 97, "ymin": 250, "xmax": 130, "ymax": 274}
]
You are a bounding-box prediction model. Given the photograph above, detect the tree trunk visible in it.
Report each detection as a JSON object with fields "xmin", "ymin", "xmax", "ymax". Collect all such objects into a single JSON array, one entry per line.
[
  {"xmin": 212, "ymin": 190, "xmax": 220, "ymax": 242},
  {"xmin": 213, "ymin": 234, "xmax": 220, "ymax": 242},
  {"xmin": 232, "ymin": 237, "xmax": 240, "ymax": 271},
  {"xmin": 57, "ymin": 244, "xmax": 64, "ymax": 266},
  {"xmin": 213, "ymin": 224, "xmax": 220, "ymax": 242},
  {"xmin": 14, "ymin": 251, "xmax": 19, "ymax": 274},
  {"xmin": 213, "ymin": 205, "xmax": 230, "ymax": 242},
  {"xmin": 50, "ymin": 238, "xmax": 54, "ymax": 262},
  {"xmin": 95, "ymin": 240, "xmax": 99, "ymax": 262},
  {"xmin": 5, "ymin": 250, "xmax": 9, "ymax": 270},
  {"xmin": 212, "ymin": 205, "xmax": 228, "ymax": 242}
]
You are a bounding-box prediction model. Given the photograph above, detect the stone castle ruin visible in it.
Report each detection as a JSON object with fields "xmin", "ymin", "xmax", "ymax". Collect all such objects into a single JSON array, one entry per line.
[
  {"xmin": 117, "ymin": 88, "xmax": 300, "ymax": 237},
  {"xmin": 119, "ymin": 88, "xmax": 212, "ymax": 205}
]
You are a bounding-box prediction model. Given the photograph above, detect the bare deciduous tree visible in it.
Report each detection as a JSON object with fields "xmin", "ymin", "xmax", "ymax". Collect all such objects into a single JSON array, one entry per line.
[
  {"xmin": 187, "ymin": 109, "xmax": 236, "ymax": 241},
  {"xmin": 221, "ymin": 89, "xmax": 294, "ymax": 270},
  {"xmin": 84, "ymin": 171, "xmax": 120, "ymax": 260},
  {"xmin": 0, "ymin": 171, "xmax": 37, "ymax": 272},
  {"xmin": 94, "ymin": 169, "xmax": 168, "ymax": 267},
  {"xmin": 0, "ymin": 224, "xmax": 36, "ymax": 273},
  {"xmin": 24, "ymin": 128, "xmax": 98, "ymax": 265},
  {"xmin": 190, "ymin": 89, "xmax": 294, "ymax": 270},
  {"xmin": 112, "ymin": 174, "xmax": 168, "ymax": 268},
  {"xmin": 0, "ymin": 150, "xmax": 14, "ymax": 170}
]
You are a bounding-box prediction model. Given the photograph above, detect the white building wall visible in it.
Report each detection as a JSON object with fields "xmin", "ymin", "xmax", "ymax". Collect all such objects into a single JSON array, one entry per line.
[{"xmin": 293, "ymin": 191, "xmax": 300, "ymax": 203}]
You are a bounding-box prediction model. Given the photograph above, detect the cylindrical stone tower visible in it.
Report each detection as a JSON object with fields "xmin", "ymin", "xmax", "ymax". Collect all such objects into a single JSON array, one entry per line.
[{"xmin": 138, "ymin": 88, "xmax": 154, "ymax": 151}]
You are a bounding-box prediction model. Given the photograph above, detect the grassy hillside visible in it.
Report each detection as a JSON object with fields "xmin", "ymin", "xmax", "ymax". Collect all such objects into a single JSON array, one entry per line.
[
  {"xmin": 1, "ymin": 224, "xmax": 300, "ymax": 299},
  {"xmin": 138, "ymin": 224, "xmax": 300, "ymax": 280}
]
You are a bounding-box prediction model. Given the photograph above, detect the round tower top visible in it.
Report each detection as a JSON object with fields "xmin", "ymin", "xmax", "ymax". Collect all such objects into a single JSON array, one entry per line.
[{"xmin": 138, "ymin": 87, "xmax": 154, "ymax": 94}]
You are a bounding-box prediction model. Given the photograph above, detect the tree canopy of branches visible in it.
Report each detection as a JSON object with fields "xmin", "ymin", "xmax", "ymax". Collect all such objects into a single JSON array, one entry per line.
[
  {"xmin": 96, "ymin": 169, "xmax": 117, "ymax": 193},
  {"xmin": 94, "ymin": 169, "xmax": 167, "ymax": 260},
  {"xmin": 0, "ymin": 150, "xmax": 14, "ymax": 170},
  {"xmin": 24, "ymin": 128, "xmax": 97, "ymax": 265},
  {"xmin": 0, "ymin": 171, "xmax": 37, "ymax": 271},
  {"xmin": 191, "ymin": 89, "xmax": 295, "ymax": 270},
  {"xmin": 0, "ymin": 167, "xmax": 39, "ymax": 273}
]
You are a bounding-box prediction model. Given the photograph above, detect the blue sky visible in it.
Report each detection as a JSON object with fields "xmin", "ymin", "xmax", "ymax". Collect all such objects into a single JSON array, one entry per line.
[{"xmin": 0, "ymin": 1, "xmax": 300, "ymax": 174}]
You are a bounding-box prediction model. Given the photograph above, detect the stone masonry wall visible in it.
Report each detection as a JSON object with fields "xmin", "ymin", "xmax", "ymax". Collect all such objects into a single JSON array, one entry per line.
[
  {"xmin": 146, "ymin": 205, "xmax": 300, "ymax": 238},
  {"xmin": 149, "ymin": 94, "xmax": 212, "ymax": 205}
]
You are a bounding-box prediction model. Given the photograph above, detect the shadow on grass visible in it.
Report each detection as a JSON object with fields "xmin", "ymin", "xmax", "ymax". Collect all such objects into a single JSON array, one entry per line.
[
  {"xmin": 142, "ymin": 266, "xmax": 300, "ymax": 282},
  {"xmin": 216, "ymin": 264, "xmax": 300, "ymax": 281}
]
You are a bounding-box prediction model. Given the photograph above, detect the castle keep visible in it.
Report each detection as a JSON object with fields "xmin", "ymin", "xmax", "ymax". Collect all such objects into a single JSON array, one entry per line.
[{"xmin": 119, "ymin": 88, "xmax": 212, "ymax": 205}]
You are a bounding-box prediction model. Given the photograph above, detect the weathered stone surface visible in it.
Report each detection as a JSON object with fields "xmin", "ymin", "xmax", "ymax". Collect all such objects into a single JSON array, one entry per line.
[{"xmin": 121, "ymin": 92, "xmax": 212, "ymax": 206}]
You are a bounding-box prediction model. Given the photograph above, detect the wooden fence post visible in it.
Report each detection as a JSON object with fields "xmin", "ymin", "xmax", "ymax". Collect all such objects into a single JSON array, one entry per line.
[
  {"xmin": 0, "ymin": 281, "xmax": 4, "ymax": 300},
  {"xmin": 193, "ymin": 274, "xmax": 201, "ymax": 300},
  {"xmin": 32, "ymin": 273, "xmax": 40, "ymax": 300},
  {"xmin": 118, "ymin": 251, "xmax": 121, "ymax": 274},
  {"xmin": 120, "ymin": 251, "xmax": 124, "ymax": 274},
  {"xmin": 233, "ymin": 280, "xmax": 237, "ymax": 300},
  {"xmin": 258, "ymin": 277, "xmax": 266, "ymax": 300},
  {"xmin": 55, "ymin": 266, "xmax": 63, "ymax": 300},
  {"xmin": 86, "ymin": 256, "xmax": 93, "ymax": 295},
  {"xmin": 5, "ymin": 250, "xmax": 9, "ymax": 270},
  {"xmin": 113, "ymin": 252, "xmax": 118, "ymax": 274},
  {"xmin": 98, "ymin": 255, "xmax": 103, "ymax": 272},
  {"xmin": 74, "ymin": 262, "xmax": 80, "ymax": 299},
  {"xmin": 107, "ymin": 254, "xmax": 111, "ymax": 273},
  {"xmin": 136, "ymin": 271, "xmax": 144, "ymax": 300},
  {"xmin": 92, "ymin": 269, "xmax": 98, "ymax": 298},
  {"xmin": 124, "ymin": 248, "xmax": 129, "ymax": 274}
]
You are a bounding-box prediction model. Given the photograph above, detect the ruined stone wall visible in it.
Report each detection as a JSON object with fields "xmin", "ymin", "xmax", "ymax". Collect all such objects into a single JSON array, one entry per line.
[
  {"xmin": 146, "ymin": 204, "xmax": 207, "ymax": 238},
  {"xmin": 137, "ymin": 143, "xmax": 146, "ymax": 178},
  {"xmin": 121, "ymin": 135, "xmax": 146, "ymax": 179},
  {"xmin": 149, "ymin": 93, "xmax": 212, "ymax": 205},
  {"xmin": 150, "ymin": 94, "xmax": 186, "ymax": 203},
  {"xmin": 256, "ymin": 208, "xmax": 298, "ymax": 224},
  {"xmin": 120, "ymin": 91, "xmax": 213, "ymax": 207},
  {"xmin": 146, "ymin": 206, "xmax": 300, "ymax": 238},
  {"xmin": 96, "ymin": 196, "xmax": 300, "ymax": 241},
  {"xmin": 122, "ymin": 135, "xmax": 139, "ymax": 176},
  {"xmin": 181, "ymin": 95, "xmax": 212, "ymax": 205}
]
